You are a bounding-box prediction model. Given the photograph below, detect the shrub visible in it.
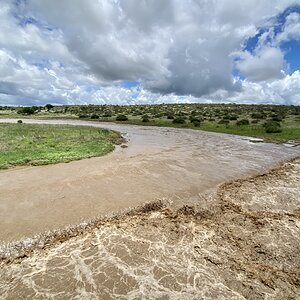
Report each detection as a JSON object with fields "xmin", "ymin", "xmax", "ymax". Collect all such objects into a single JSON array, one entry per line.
[
  {"xmin": 236, "ymin": 119, "xmax": 249, "ymax": 126},
  {"xmin": 17, "ymin": 107, "xmax": 36, "ymax": 115},
  {"xmin": 142, "ymin": 115, "xmax": 150, "ymax": 122},
  {"xmin": 264, "ymin": 121, "xmax": 282, "ymax": 133},
  {"xmin": 218, "ymin": 119, "xmax": 229, "ymax": 125},
  {"xmin": 103, "ymin": 112, "xmax": 112, "ymax": 117},
  {"xmin": 229, "ymin": 115, "xmax": 238, "ymax": 120},
  {"xmin": 272, "ymin": 115, "xmax": 283, "ymax": 122},
  {"xmin": 90, "ymin": 114, "xmax": 99, "ymax": 119},
  {"xmin": 189, "ymin": 116, "xmax": 201, "ymax": 122},
  {"xmin": 251, "ymin": 113, "xmax": 264, "ymax": 119},
  {"xmin": 189, "ymin": 116, "xmax": 201, "ymax": 126},
  {"xmin": 191, "ymin": 120, "xmax": 201, "ymax": 127},
  {"xmin": 172, "ymin": 117, "xmax": 186, "ymax": 124},
  {"xmin": 116, "ymin": 114, "xmax": 128, "ymax": 121},
  {"xmin": 79, "ymin": 114, "xmax": 88, "ymax": 118}
]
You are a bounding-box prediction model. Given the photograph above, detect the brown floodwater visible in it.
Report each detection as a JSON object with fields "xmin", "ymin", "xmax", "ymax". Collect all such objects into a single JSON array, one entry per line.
[
  {"xmin": 0, "ymin": 158, "xmax": 299, "ymax": 299},
  {"xmin": 0, "ymin": 119, "xmax": 299, "ymax": 299},
  {"xmin": 0, "ymin": 118, "xmax": 299, "ymax": 242}
]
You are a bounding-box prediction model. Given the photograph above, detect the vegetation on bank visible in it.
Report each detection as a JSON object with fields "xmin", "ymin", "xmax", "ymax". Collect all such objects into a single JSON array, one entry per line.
[
  {"xmin": 0, "ymin": 103, "xmax": 299, "ymax": 143},
  {"xmin": 0, "ymin": 123, "xmax": 122, "ymax": 169}
]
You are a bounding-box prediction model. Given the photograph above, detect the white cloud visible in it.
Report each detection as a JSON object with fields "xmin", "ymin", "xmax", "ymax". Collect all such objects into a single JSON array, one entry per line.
[
  {"xmin": 276, "ymin": 12, "xmax": 300, "ymax": 43},
  {"xmin": 0, "ymin": 0, "xmax": 299, "ymax": 106},
  {"xmin": 224, "ymin": 71, "xmax": 300, "ymax": 105},
  {"xmin": 236, "ymin": 47, "xmax": 285, "ymax": 82}
]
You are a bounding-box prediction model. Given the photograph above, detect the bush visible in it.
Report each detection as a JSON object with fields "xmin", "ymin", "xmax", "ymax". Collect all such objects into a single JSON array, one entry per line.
[
  {"xmin": 218, "ymin": 119, "xmax": 229, "ymax": 125},
  {"xmin": 251, "ymin": 113, "xmax": 264, "ymax": 119},
  {"xmin": 229, "ymin": 115, "xmax": 238, "ymax": 120},
  {"xmin": 18, "ymin": 107, "xmax": 36, "ymax": 115},
  {"xmin": 191, "ymin": 120, "xmax": 200, "ymax": 127},
  {"xmin": 189, "ymin": 116, "xmax": 201, "ymax": 127},
  {"xmin": 103, "ymin": 112, "xmax": 112, "ymax": 117},
  {"xmin": 142, "ymin": 115, "xmax": 150, "ymax": 122},
  {"xmin": 172, "ymin": 117, "xmax": 186, "ymax": 124},
  {"xmin": 116, "ymin": 114, "xmax": 128, "ymax": 121},
  {"xmin": 264, "ymin": 121, "xmax": 282, "ymax": 133},
  {"xmin": 79, "ymin": 114, "xmax": 88, "ymax": 118},
  {"xmin": 90, "ymin": 114, "xmax": 99, "ymax": 119},
  {"xmin": 272, "ymin": 115, "xmax": 283, "ymax": 122},
  {"xmin": 236, "ymin": 119, "xmax": 250, "ymax": 126}
]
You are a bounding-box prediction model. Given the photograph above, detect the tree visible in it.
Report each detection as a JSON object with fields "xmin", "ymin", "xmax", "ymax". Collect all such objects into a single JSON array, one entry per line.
[
  {"xmin": 18, "ymin": 107, "xmax": 35, "ymax": 115},
  {"xmin": 45, "ymin": 104, "xmax": 54, "ymax": 111}
]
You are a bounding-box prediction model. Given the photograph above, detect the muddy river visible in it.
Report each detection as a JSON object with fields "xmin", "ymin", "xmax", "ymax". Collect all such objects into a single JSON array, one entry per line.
[{"xmin": 0, "ymin": 119, "xmax": 299, "ymax": 299}]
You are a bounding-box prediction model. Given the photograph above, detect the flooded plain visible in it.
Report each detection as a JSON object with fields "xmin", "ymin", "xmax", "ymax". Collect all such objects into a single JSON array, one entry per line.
[
  {"xmin": 0, "ymin": 119, "xmax": 299, "ymax": 242},
  {"xmin": 0, "ymin": 119, "xmax": 300, "ymax": 299}
]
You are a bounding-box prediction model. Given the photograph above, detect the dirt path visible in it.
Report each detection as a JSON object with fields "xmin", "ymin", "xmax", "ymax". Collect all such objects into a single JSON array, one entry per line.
[{"xmin": 0, "ymin": 118, "xmax": 299, "ymax": 242}]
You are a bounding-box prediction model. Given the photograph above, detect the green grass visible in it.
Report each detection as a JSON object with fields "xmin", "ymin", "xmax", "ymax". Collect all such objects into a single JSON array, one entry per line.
[
  {"xmin": 1, "ymin": 103, "xmax": 300, "ymax": 143},
  {"xmin": 0, "ymin": 123, "xmax": 122, "ymax": 169},
  {"xmin": 85, "ymin": 117, "xmax": 300, "ymax": 143}
]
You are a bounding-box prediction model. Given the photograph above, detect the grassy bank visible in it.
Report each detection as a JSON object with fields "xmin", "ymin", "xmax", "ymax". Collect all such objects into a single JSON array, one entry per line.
[
  {"xmin": 0, "ymin": 123, "xmax": 122, "ymax": 169},
  {"xmin": 1, "ymin": 103, "xmax": 300, "ymax": 143},
  {"xmin": 110, "ymin": 118, "xmax": 300, "ymax": 143}
]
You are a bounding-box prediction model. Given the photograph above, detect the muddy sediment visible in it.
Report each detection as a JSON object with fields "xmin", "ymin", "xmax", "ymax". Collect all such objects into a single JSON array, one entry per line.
[{"xmin": 1, "ymin": 158, "xmax": 299, "ymax": 299}]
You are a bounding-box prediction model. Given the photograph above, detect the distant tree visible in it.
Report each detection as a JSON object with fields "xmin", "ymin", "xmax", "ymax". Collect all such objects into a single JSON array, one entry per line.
[
  {"xmin": 45, "ymin": 104, "xmax": 54, "ymax": 111},
  {"xmin": 18, "ymin": 107, "xmax": 36, "ymax": 115}
]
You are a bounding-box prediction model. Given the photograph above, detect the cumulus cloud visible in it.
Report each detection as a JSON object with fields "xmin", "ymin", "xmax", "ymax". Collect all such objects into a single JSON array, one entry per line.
[
  {"xmin": 227, "ymin": 71, "xmax": 300, "ymax": 105},
  {"xmin": 276, "ymin": 12, "xmax": 300, "ymax": 43},
  {"xmin": 0, "ymin": 0, "xmax": 299, "ymax": 105},
  {"xmin": 236, "ymin": 47, "xmax": 285, "ymax": 81}
]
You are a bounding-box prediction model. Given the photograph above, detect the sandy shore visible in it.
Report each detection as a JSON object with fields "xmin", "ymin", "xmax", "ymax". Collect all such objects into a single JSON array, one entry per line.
[{"xmin": 0, "ymin": 119, "xmax": 299, "ymax": 242}]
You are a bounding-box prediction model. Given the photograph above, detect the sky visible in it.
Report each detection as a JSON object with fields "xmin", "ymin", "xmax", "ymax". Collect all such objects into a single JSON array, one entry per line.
[{"xmin": 0, "ymin": 0, "xmax": 300, "ymax": 106}]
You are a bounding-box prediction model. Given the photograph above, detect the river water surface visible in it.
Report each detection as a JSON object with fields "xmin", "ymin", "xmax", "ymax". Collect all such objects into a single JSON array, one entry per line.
[{"xmin": 0, "ymin": 119, "xmax": 299, "ymax": 299}]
